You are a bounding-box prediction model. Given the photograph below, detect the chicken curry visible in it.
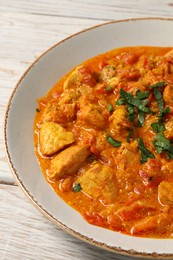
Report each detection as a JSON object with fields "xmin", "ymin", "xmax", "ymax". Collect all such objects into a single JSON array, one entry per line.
[{"xmin": 34, "ymin": 46, "xmax": 173, "ymax": 238}]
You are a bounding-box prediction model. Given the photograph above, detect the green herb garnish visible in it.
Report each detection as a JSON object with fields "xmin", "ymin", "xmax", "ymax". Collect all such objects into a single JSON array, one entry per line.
[
  {"xmin": 127, "ymin": 104, "xmax": 136, "ymax": 122},
  {"xmin": 36, "ymin": 108, "xmax": 40, "ymax": 112},
  {"xmin": 126, "ymin": 129, "xmax": 134, "ymax": 143},
  {"xmin": 107, "ymin": 136, "xmax": 121, "ymax": 147},
  {"xmin": 153, "ymin": 87, "xmax": 164, "ymax": 113},
  {"xmin": 116, "ymin": 98, "xmax": 125, "ymax": 106},
  {"xmin": 151, "ymin": 121, "xmax": 166, "ymax": 133},
  {"xmin": 149, "ymin": 81, "xmax": 166, "ymax": 89},
  {"xmin": 138, "ymin": 110, "xmax": 145, "ymax": 126},
  {"xmin": 137, "ymin": 138, "xmax": 155, "ymax": 164},
  {"xmin": 150, "ymin": 82, "xmax": 170, "ymax": 134},
  {"xmin": 153, "ymin": 133, "xmax": 173, "ymax": 159},
  {"xmin": 107, "ymin": 103, "xmax": 113, "ymax": 112},
  {"xmin": 119, "ymin": 89, "xmax": 154, "ymax": 114},
  {"xmin": 73, "ymin": 183, "xmax": 82, "ymax": 192},
  {"xmin": 153, "ymin": 133, "xmax": 170, "ymax": 153},
  {"xmin": 136, "ymin": 90, "xmax": 150, "ymax": 100},
  {"xmin": 105, "ymin": 86, "xmax": 113, "ymax": 91}
]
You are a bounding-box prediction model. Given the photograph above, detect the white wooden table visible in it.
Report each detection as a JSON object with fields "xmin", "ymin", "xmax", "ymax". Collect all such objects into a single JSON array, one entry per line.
[{"xmin": 1, "ymin": 1, "xmax": 173, "ymax": 259}]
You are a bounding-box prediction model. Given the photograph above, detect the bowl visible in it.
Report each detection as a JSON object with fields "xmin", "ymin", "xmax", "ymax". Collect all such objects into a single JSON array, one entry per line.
[{"xmin": 4, "ymin": 18, "xmax": 173, "ymax": 259}]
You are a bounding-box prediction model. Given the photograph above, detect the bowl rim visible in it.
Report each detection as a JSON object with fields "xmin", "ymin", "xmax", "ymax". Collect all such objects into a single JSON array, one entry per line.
[{"xmin": 3, "ymin": 17, "xmax": 173, "ymax": 259}]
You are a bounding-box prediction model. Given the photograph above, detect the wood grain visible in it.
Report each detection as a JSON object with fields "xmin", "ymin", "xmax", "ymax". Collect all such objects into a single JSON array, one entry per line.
[
  {"xmin": 0, "ymin": 184, "xmax": 145, "ymax": 260},
  {"xmin": 1, "ymin": 0, "xmax": 173, "ymax": 20}
]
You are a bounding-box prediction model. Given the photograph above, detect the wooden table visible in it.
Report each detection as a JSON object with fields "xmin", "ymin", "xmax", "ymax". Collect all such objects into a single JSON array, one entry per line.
[{"xmin": 1, "ymin": 1, "xmax": 173, "ymax": 259}]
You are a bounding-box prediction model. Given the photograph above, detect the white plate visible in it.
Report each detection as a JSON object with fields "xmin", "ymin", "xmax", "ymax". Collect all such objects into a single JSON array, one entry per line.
[{"xmin": 4, "ymin": 18, "xmax": 173, "ymax": 259}]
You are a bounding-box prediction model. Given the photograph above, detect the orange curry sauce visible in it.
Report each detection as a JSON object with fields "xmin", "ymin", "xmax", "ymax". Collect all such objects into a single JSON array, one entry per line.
[{"xmin": 34, "ymin": 47, "xmax": 173, "ymax": 238}]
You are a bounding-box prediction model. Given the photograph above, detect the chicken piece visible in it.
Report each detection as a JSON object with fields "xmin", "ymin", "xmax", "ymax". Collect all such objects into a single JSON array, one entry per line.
[
  {"xmin": 76, "ymin": 164, "xmax": 117, "ymax": 205},
  {"xmin": 64, "ymin": 65, "xmax": 97, "ymax": 90},
  {"xmin": 41, "ymin": 102, "xmax": 76, "ymax": 123},
  {"xmin": 158, "ymin": 181, "xmax": 173, "ymax": 205},
  {"xmin": 40, "ymin": 122, "xmax": 75, "ymax": 156},
  {"xmin": 116, "ymin": 141, "xmax": 140, "ymax": 172},
  {"xmin": 77, "ymin": 99, "xmax": 106, "ymax": 129},
  {"xmin": 164, "ymin": 49, "xmax": 173, "ymax": 58},
  {"xmin": 164, "ymin": 119, "xmax": 173, "ymax": 139},
  {"xmin": 59, "ymin": 89, "xmax": 80, "ymax": 105},
  {"xmin": 138, "ymin": 158, "xmax": 162, "ymax": 187},
  {"xmin": 109, "ymin": 105, "xmax": 130, "ymax": 140},
  {"xmin": 116, "ymin": 200, "xmax": 155, "ymax": 221},
  {"xmin": 130, "ymin": 213, "xmax": 169, "ymax": 235},
  {"xmin": 161, "ymin": 161, "xmax": 173, "ymax": 174},
  {"xmin": 49, "ymin": 145, "xmax": 91, "ymax": 179},
  {"xmin": 163, "ymin": 85, "xmax": 173, "ymax": 107}
]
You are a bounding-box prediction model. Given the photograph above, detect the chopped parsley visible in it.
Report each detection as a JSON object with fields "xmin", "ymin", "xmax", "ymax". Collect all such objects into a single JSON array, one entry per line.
[
  {"xmin": 153, "ymin": 133, "xmax": 173, "ymax": 159},
  {"xmin": 136, "ymin": 90, "xmax": 150, "ymax": 100},
  {"xmin": 126, "ymin": 129, "xmax": 134, "ymax": 143},
  {"xmin": 116, "ymin": 98, "xmax": 125, "ymax": 106},
  {"xmin": 105, "ymin": 86, "xmax": 113, "ymax": 91},
  {"xmin": 116, "ymin": 88, "xmax": 154, "ymax": 127},
  {"xmin": 107, "ymin": 136, "xmax": 121, "ymax": 147},
  {"xmin": 107, "ymin": 103, "xmax": 113, "ymax": 112},
  {"xmin": 149, "ymin": 81, "xmax": 166, "ymax": 89},
  {"xmin": 119, "ymin": 89, "xmax": 154, "ymax": 114},
  {"xmin": 73, "ymin": 183, "xmax": 82, "ymax": 192},
  {"xmin": 114, "ymin": 81, "xmax": 173, "ymax": 163},
  {"xmin": 138, "ymin": 110, "xmax": 145, "ymax": 127},
  {"xmin": 36, "ymin": 108, "xmax": 40, "ymax": 112},
  {"xmin": 137, "ymin": 138, "xmax": 155, "ymax": 164},
  {"xmin": 151, "ymin": 121, "xmax": 166, "ymax": 133}
]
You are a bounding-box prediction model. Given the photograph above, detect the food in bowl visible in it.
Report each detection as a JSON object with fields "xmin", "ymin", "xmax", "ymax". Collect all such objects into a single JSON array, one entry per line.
[{"xmin": 34, "ymin": 46, "xmax": 173, "ymax": 238}]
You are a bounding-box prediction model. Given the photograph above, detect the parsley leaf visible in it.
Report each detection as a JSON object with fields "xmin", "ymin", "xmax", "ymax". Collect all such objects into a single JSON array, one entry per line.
[
  {"xmin": 107, "ymin": 136, "xmax": 121, "ymax": 147},
  {"xmin": 153, "ymin": 87, "xmax": 164, "ymax": 113},
  {"xmin": 116, "ymin": 98, "xmax": 125, "ymax": 106},
  {"xmin": 105, "ymin": 86, "xmax": 113, "ymax": 91},
  {"xmin": 120, "ymin": 89, "xmax": 154, "ymax": 114},
  {"xmin": 167, "ymin": 146, "xmax": 173, "ymax": 160},
  {"xmin": 107, "ymin": 103, "xmax": 113, "ymax": 112},
  {"xmin": 73, "ymin": 183, "xmax": 82, "ymax": 192},
  {"xmin": 127, "ymin": 104, "xmax": 136, "ymax": 122},
  {"xmin": 152, "ymin": 133, "xmax": 173, "ymax": 160},
  {"xmin": 126, "ymin": 129, "xmax": 134, "ymax": 143},
  {"xmin": 136, "ymin": 90, "xmax": 150, "ymax": 100},
  {"xmin": 137, "ymin": 138, "xmax": 155, "ymax": 164},
  {"xmin": 151, "ymin": 121, "xmax": 166, "ymax": 133},
  {"xmin": 138, "ymin": 110, "xmax": 145, "ymax": 127},
  {"xmin": 149, "ymin": 81, "xmax": 166, "ymax": 89}
]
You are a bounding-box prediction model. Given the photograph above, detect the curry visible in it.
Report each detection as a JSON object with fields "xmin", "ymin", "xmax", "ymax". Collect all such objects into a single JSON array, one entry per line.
[{"xmin": 34, "ymin": 46, "xmax": 173, "ymax": 238}]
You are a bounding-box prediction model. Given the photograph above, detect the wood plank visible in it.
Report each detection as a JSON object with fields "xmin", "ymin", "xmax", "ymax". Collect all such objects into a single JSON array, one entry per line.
[
  {"xmin": 1, "ymin": 0, "xmax": 173, "ymax": 20},
  {"xmin": 0, "ymin": 12, "xmax": 103, "ymax": 183},
  {"xmin": 0, "ymin": 184, "xmax": 144, "ymax": 260}
]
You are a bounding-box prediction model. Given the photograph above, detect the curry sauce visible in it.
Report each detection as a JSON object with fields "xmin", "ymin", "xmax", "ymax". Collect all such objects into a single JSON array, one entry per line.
[{"xmin": 34, "ymin": 46, "xmax": 173, "ymax": 238}]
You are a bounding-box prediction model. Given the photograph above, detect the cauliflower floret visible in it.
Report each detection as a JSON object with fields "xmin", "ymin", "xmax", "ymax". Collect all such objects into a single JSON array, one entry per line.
[{"xmin": 40, "ymin": 122, "xmax": 75, "ymax": 156}]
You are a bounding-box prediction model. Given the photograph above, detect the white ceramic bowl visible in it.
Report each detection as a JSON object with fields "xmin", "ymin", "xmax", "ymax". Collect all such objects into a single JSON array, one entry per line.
[{"xmin": 4, "ymin": 18, "xmax": 173, "ymax": 259}]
